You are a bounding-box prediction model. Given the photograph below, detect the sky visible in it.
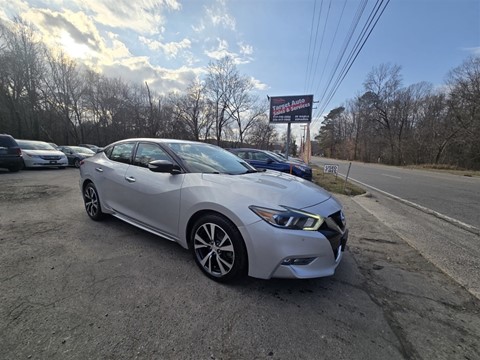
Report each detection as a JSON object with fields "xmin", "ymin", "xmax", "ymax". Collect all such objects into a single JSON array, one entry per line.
[{"xmin": 1, "ymin": 0, "xmax": 479, "ymax": 141}]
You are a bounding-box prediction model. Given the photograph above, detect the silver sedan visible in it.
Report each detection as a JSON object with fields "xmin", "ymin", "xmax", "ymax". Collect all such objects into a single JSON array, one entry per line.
[{"xmin": 79, "ymin": 138, "xmax": 348, "ymax": 282}]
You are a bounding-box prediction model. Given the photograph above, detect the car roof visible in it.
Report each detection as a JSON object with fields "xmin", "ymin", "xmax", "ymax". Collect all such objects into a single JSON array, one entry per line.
[
  {"xmin": 111, "ymin": 138, "xmax": 207, "ymax": 146},
  {"xmin": 229, "ymin": 148, "xmax": 264, "ymax": 152}
]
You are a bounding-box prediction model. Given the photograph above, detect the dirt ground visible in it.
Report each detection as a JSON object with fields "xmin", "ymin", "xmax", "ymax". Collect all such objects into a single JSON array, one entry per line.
[{"xmin": 0, "ymin": 168, "xmax": 479, "ymax": 359}]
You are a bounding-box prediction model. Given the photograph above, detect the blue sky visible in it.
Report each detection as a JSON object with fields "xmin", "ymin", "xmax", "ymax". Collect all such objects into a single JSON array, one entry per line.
[{"xmin": 1, "ymin": 0, "xmax": 479, "ymax": 139}]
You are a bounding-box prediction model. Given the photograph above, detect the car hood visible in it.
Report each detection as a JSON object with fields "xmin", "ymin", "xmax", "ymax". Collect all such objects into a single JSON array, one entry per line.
[
  {"xmin": 202, "ymin": 170, "xmax": 331, "ymax": 209},
  {"xmin": 22, "ymin": 150, "xmax": 66, "ymax": 156}
]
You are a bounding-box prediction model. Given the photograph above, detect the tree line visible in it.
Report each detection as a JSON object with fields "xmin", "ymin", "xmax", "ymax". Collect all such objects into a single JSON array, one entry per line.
[
  {"xmin": 2, "ymin": 20, "xmax": 479, "ymax": 170},
  {"xmin": 316, "ymin": 59, "xmax": 480, "ymax": 170},
  {"xmin": 0, "ymin": 20, "xmax": 278, "ymax": 149}
]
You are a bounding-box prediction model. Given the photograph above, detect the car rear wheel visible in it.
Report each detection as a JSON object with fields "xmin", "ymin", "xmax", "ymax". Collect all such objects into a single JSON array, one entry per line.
[
  {"xmin": 191, "ymin": 214, "xmax": 247, "ymax": 282},
  {"xmin": 83, "ymin": 182, "xmax": 104, "ymax": 221}
]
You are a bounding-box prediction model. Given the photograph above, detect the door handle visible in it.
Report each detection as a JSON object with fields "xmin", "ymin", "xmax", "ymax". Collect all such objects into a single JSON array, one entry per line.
[
  {"xmin": 95, "ymin": 167, "xmax": 103, "ymax": 172},
  {"xmin": 125, "ymin": 176, "xmax": 136, "ymax": 183}
]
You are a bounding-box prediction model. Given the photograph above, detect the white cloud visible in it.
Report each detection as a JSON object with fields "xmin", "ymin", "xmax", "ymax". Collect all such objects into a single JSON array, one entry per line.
[
  {"xmin": 21, "ymin": 8, "xmax": 105, "ymax": 54},
  {"xmin": 139, "ymin": 36, "xmax": 192, "ymax": 58},
  {"xmin": 204, "ymin": 38, "xmax": 234, "ymax": 60},
  {"xmin": 99, "ymin": 57, "xmax": 205, "ymax": 94},
  {"xmin": 205, "ymin": 38, "xmax": 252, "ymax": 65},
  {"xmin": 72, "ymin": 0, "xmax": 181, "ymax": 34},
  {"xmin": 191, "ymin": 20, "xmax": 205, "ymax": 33},
  {"xmin": 205, "ymin": 0, "xmax": 236, "ymax": 30},
  {"xmin": 239, "ymin": 42, "xmax": 253, "ymax": 56},
  {"xmin": 0, "ymin": 0, "xmax": 30, "ymax": 22},
  {"xmin": 250, "ymin": 77, "xmax": 267, "ymax": 91},
  {"xmin": 467, "ymin": 47, "xmax": 480, "ymax": 55}
]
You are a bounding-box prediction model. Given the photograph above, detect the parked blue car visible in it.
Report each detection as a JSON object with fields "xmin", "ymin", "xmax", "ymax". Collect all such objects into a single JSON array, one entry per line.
[{"xmin": 227, "ymin": 148, "xmax": 312, "ymax": 180}]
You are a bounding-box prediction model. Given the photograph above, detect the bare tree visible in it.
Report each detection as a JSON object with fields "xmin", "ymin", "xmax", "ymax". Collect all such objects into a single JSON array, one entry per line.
[
  {"xmin": 173, "ymin": 80, "xmax": 211, "ymax": 140},
  {"xmin": 246, "ymin": 119, "xmax": 278, "ymax": 149},
  {"xmin": 445, "ymin": 55, "xmax": 480, "ymax": 169},
  {"xmin": 205, "ymin": 56, "xmax": 238, "ymax": 145},
  {"xmin": 363, "ymin": 63, "xmax": 403, "ymax": 164},
  {"xmin": 0, "ymin": 19, "xmax": 45, "ymax": 139}
]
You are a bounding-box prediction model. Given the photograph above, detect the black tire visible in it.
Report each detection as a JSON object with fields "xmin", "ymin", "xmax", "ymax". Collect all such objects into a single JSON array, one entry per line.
[
  {"xmin": 83, "ymin": 182, "xmax": 104, "ymax": 221},
  {"xmin": 58, "ymin": 166, "xmax": 66, "ymax": 169},
  {"xmin": 74, "ymin": 158, "xmax": 81, "ymax": 168},
  {"xmin": 191, "ymin": 214, "xmax": 247, "ymax": 282},
  {"xmin": 8, "ymin": 166, "xmax": 20, "ymax": 172}
]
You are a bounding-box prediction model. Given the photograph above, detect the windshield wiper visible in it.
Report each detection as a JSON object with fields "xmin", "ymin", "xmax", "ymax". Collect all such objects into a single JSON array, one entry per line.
[{"xmin": 242, "ymin": 169, "xmax": 262, "ymax": 174}]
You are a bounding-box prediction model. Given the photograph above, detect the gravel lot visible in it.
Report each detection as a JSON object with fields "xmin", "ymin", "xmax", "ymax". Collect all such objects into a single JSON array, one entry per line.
[{"xmin": 1, "ymin": 168, "xmax": 479, "ymax": 359}]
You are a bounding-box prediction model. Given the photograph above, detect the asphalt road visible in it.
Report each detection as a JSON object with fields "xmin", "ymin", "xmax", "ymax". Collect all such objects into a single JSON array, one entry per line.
[
  {"xmin": 1, "ymin": 168, "xmax": 479, "ymax": 359},
  {"xmin": 311, "ymin": 157, "xmax": 480, "ymax": 231}
]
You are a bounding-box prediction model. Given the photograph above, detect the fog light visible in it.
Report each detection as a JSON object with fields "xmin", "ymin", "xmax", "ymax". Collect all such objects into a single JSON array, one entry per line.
[{"xmin": 281, "ymin": 257, "xmax": 316, "ymax": 266}]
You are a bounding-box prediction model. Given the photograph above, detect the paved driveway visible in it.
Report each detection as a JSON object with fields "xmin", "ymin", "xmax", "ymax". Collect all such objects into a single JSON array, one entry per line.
[{"xmin": 0, "ymin": 168, "xmax": 479, "ymax": 359}]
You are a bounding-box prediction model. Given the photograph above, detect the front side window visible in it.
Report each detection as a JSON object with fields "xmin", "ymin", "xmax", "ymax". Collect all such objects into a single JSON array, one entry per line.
[
  {"xmin": 166, "ymin": 142, "xmax": 254, "ymax": 174},
  {"xmin": 133, "ymin": 143, "xmax": 172, "ymax": 168},
  {"xmin": 108, "ymin": 143, "xmax": 135, "ymax": 164}
]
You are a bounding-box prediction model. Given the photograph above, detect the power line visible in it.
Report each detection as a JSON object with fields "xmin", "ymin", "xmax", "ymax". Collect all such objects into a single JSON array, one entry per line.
[
  {"xmin": 312, "ymin": 0, "xmax": 391, "ymax": 125},
  {"xmin": 314, "ymin": 0, "xmax": 368, "ymax": 115},
  {"xmin": 304, "ymin": 0, "xmax": 324, "ymax": 93},
  {"xmin": 308, "ymin": 0, "xmax": 332, "ymax": 91},
  {"xmin": 303, "ymin": 0, "xmax": 318, "ymax": 92}
]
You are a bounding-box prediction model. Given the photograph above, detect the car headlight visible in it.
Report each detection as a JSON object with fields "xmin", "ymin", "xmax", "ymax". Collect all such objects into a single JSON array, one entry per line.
[{"xmin": 249, "ymin": 205, "xmax": 324, "ymax": 231}]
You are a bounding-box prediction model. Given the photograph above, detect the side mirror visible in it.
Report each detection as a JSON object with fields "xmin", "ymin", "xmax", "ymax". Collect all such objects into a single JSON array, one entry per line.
[
  {"xmin": 148, "ymin": 160, "xmax": 182, "ymax": 174},
  {"xmin": 266, "ymin": 158, "xmax": 274, "ymax": 164}
]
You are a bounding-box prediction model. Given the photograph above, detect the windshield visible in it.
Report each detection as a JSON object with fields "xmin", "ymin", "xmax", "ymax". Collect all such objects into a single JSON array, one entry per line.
[
  {"xmin": 266, "ymin": 151, "xmax": 287, "ymax": 162},
  {"xmin": 17, "ymin": 140, "xmax": 56, "ymax": 151},
  {"xmin": 166, "ymin": 142, "xmax": 256, "ymax": 174}
]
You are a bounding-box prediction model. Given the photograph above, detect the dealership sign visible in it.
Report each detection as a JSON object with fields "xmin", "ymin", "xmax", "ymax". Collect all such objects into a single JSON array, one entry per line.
[{"xmin": 269, "ymin": 95, "xmax": 313, "ymax": 123}]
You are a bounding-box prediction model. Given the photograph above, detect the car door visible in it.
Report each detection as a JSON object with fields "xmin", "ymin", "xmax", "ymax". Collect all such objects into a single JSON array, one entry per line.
[
  {"xmin": 62, "ymin": 147, "xmax": 74, "ymax": 165},
  {"xmin": 120, "ymin": 142, "xmax": 185, "ymax": 239},
  {"xmin": 98, "ymin": 142, "xmax": 136, "ymax": 214}
]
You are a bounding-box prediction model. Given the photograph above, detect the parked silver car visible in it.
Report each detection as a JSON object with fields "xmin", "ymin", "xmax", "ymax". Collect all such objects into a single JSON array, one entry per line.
[
  {"xmin": 79, "ymin": 138, "xmax": 348, "ymax": 282},
  {"xmin": 17, "ymin": 139, "xmax": 68, "ymax": 169}
]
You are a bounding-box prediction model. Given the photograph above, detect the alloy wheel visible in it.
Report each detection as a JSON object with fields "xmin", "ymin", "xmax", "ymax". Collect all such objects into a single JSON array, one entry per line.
[
  {"xmin": 193, "ymin": 222, "xmax": 235, "ymax": 277},
  {"xmin": 84, "ymin": 184, "xmax": 101, "ymax": 219}
]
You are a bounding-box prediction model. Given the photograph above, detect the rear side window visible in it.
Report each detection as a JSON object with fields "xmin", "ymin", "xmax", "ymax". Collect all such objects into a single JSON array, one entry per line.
[
  {"xmin": 235, "ymin": 151, "xmax": 250, "ymax": 160},
  {"xmin": 252, "ymin": 151, "xmax": 269, "ymax": 161},
  {"xmin": 107, "ymin": 143, "xmax": 135, "ymax": 164}
]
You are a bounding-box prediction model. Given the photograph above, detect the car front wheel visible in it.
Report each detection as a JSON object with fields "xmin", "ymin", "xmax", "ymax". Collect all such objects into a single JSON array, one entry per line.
[
  {"xmin": 74, "ymin": 158, "xmax": 81, "ymax": 168},
  {"xmin": 83, "ymin": 182, "xmax": 104, "ymax": 221},
  {"xmin": 191, "ymin": 214, "xmax": 247, "ymax": 282}
]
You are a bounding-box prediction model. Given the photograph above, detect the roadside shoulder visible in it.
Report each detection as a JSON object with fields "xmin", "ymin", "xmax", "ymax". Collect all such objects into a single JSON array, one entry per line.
[{"xmin": 337, "ymin": 194, "xmax": 480, "ymax": 360}]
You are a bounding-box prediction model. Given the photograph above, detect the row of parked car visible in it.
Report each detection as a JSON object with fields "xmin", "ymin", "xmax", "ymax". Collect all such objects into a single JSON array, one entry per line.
[
  {"xmin": 0, "ymin": 134, "xmax": 101, "ymax": 172},
  {"xmin": 1, "ymin": 134, "xmax": 313, "ymax": 179}
]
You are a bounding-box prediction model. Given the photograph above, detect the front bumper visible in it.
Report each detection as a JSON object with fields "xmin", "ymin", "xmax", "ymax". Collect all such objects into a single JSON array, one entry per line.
[{"xmin": 239, "ymin": 218, "xmax": 348, "ymax": 279}]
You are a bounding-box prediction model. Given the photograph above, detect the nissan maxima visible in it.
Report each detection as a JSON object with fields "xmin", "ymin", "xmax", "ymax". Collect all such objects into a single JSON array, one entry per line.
[{"xmin": 79, "ymin": 138, "xmax": 348, "ymax": 282}]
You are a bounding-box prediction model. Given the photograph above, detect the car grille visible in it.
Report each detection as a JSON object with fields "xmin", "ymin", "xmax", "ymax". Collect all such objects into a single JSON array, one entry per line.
[
  {"xmin": 40, "ymin": 155, "xmax": 62, "ymax": 160},
  {"xmin": 319, "ymin": 211, "xmax": 347, "ymax": 259}
]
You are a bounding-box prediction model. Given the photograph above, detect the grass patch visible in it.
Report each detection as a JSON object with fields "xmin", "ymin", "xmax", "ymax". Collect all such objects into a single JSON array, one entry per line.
[{"xmin": 311, "ymin": 165, "xmax": 366, "ymax": 196}]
